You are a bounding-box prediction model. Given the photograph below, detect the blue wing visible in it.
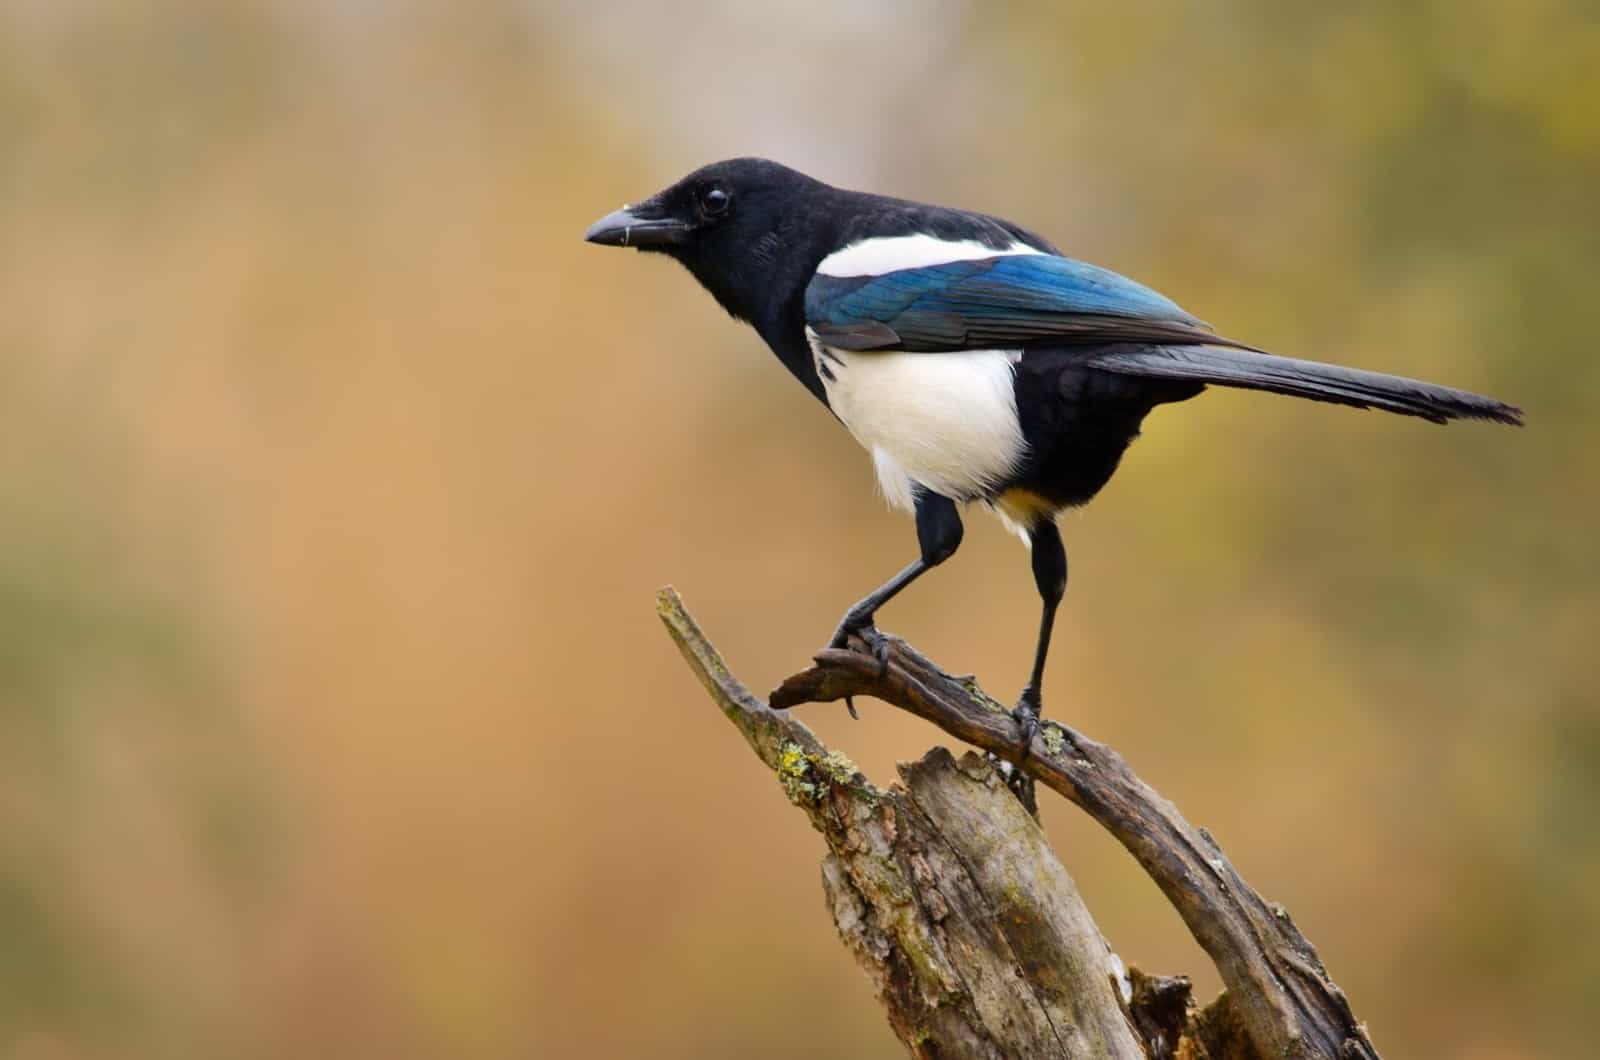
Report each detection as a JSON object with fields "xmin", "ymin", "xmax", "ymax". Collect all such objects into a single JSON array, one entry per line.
[{"xmin": 805, "ymin": 254, "xmax": 1229, "ymax": 352}]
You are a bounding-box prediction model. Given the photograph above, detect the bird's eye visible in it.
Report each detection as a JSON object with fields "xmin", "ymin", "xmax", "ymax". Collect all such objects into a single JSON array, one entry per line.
[{"xmin": 702, "ymin": 187, "xmax": 731, "ymax": 215}]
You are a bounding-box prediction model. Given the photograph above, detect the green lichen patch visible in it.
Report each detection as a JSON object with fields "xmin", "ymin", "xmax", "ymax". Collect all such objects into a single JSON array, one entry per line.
[
  {"xmin": 819, "ymin": 748, "xmax": 861, "ymax": 783},
  {"xmin": 779, "ymin": 742, "xmax": 808, "ymax": 777},
  {"xmin": 775, "ymin": 742, "xmax": 878, "ymax": 808},
  {"xmin": 1041, "ymin": 725, "xmax": 1066, "ymax": 757},
  {"xmin": 778, "ymin": 741, "xmax": 820, "ymax": 805},
  {"xmin": 959, "ymin": 675, "xmax": 1008, "ymax": 713}
]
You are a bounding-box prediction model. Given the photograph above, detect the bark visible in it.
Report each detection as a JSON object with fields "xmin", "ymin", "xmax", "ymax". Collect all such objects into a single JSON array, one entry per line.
[{"xmin": 657, "ymin": 587, "xmax": 1379, "ymax": 1060}]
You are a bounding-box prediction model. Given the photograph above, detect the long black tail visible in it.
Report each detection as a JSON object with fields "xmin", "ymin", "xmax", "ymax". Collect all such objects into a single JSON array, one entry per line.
[{"xmin": 1087, "ymin": 344, "xmax": 1523, "ymax": 426}]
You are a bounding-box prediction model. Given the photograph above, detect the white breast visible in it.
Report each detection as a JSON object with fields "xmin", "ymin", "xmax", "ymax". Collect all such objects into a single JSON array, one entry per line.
[{"xmin": 809, "ymin": 329, "xmax": 1026, "ymax": 512}]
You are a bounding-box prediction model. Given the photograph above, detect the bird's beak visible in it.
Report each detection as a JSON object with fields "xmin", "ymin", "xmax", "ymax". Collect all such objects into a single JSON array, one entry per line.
[{"xmin": 583, "ymin": 202, "xmax": 688, "ymax": 248}]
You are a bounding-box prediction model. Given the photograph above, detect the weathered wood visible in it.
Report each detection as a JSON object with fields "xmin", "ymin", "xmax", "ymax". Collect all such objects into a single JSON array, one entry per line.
[
  {"xmin": 767, "ymin": 626, "xmax": 1379, "ymax": 1060},
  {"xmin": 658, "ymin": 586, "xmax": 1379, "ymax": 1060},
  {"xmin": 658, "ymin": 588, "xmax": 1144, "ymax": 1058}
]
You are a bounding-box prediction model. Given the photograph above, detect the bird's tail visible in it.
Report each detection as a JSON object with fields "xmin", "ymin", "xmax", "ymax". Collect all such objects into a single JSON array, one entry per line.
[{"xmin": 1087, "ymin": 344, "xmax": 1523, "ymax": 426}]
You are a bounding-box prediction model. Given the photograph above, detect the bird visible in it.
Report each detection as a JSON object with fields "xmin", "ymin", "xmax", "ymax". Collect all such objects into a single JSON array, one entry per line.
[{"xmin": 584, "ymin": 158, "xmax": 1522, "ymax": 753}]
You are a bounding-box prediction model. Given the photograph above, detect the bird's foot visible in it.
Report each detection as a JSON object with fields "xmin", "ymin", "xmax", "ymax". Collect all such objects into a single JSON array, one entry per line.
[
  {"xmin": 827, "ymin": 609, "xmax": 892, "ymax": 673},
  {"xmin": 1011, "ymin": 686, "xmax": 1042, "ymax": 764},
  {"xmin": 827, "ymin": 607, "xmax": 892, "ymax": 719}
]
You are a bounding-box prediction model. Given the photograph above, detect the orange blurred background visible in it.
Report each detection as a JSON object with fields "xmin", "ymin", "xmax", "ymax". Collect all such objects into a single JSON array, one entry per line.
[{"xmin": 2, "ymin": 3, "xmax": 1595, "ymax": 1057}]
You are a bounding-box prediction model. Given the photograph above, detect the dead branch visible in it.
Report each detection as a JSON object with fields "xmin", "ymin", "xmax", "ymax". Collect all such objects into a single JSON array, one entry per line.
[{"xmin": 657, "ymin": 586, "xmax": 1379, "ymax": 1060}]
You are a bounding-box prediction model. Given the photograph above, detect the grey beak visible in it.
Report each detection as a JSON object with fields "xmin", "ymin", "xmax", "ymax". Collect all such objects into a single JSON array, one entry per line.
[{"xmin": 583, "ymin": 205, "xmax": 688, "ymax": 248}]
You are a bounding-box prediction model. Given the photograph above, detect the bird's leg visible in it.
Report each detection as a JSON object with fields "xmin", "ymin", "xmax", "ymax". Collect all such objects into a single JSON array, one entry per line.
[
  {"xmin": 828, "ymin": 491, "xmax": 963, "ymax": 718},
  {"xmin": 1014, "ymin": 519, "xmax": 1067, "ymax": 759},
  {"xmin": 827, "ymin": 558, "xmax": 927, "ymax": 661}
]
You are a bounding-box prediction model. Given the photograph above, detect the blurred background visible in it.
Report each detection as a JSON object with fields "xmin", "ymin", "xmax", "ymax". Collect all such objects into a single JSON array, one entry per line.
[{"xmin": 2, "ymin": 2, "xmax": 1596, "ymax": 1057}]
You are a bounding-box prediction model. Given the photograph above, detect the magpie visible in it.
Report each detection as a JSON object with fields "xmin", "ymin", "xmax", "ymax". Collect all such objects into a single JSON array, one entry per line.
[{"xmin": 585, "ymin": 158, "xmax": 1522, "ymax": 750}]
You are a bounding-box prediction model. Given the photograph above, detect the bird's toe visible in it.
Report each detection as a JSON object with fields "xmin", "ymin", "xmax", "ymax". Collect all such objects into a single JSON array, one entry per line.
[
  {"xmin": 1011, "ymin": 692, "xmax": 1042, "ymax": 763},
  {"xmin": 826, "ymin": 609, "xmax": 882, "ymax": 720},
  {"xmin": 827, "ymin": 608, "xmax": 874, "ymax": 651},
  {"xmin": 859, "ymin": 626, "xmax": 893, "ymax": 678}
]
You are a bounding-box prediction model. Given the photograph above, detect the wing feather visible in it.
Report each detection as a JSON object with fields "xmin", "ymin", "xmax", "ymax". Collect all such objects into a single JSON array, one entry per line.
[{"xmin": 805, "ymin": 253, "xmax": 1249, "ymax": 353}]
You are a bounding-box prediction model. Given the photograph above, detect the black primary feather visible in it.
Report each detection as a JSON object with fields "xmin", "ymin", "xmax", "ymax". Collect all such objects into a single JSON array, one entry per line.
[{"xmin": 1087, "ymin": 344, "xmax": 1524, "ymax": 425}]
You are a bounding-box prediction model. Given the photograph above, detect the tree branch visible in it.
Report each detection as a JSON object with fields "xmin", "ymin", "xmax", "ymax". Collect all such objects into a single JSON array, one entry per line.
[
  {"xmin": 658, "ymin": 586, "xmax": 1380, "ymax": 1060},
  {"xmin": 658, "ymin": 586, "xmax": 1146, "ymax": 1057}
]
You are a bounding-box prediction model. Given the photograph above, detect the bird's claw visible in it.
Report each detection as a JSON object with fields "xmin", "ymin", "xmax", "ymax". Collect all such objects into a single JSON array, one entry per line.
[
  {"xmin": 827, "ymin": 608, "xmax": 871, "ymax": 651},
  {"xmin": 828, "ymin": 613, "xmax": 891, "ymax": 675},
  {"xmin": 1011, "ymin": 690, "xmax": 1041, "ymax": 765},
  {"xmin": 828, "ymin": 610, "xmax": 892, "ymax": 719},
  {"xmin": 862, "ymin": 626, "xmax": 892, "ymax": 677}
]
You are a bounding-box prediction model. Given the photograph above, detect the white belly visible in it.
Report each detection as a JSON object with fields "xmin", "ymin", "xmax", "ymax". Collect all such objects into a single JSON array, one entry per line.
[{"xmin": 810, "ymin": 332, "xmax": 1027, "ymax": 513}]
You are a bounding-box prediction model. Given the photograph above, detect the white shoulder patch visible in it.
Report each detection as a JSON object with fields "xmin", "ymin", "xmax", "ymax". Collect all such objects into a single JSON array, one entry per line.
[{"xmin": 816, "ymin": 235, "xmax": 1044, "ymax": 278}]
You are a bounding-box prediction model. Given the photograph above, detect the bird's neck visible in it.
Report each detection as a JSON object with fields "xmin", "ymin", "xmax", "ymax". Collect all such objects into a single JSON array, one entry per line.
[
  {"xmin": 684, "ymin": 235, "xmax": 834, "ymax": 406},
  {"xmin": 673, "ymin": 195, "xmax": 848, "ymax": 406},
  {"xmin": 755, "ymin": 302, "xmax": 827, "ymax": 405}
]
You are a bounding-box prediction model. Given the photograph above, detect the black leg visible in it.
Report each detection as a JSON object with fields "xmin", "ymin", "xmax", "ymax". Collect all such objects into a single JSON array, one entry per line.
[
  {"xmin": 827, "ymin": 558, "xmax": 930, "ymax": 651},
  {"xmin": 1013, "ymin": 518, "xmax": 1067, "ymax": 755},
  {"xmin": 829, "ymin": 491, "xmax": 963, "ymax": 717}
]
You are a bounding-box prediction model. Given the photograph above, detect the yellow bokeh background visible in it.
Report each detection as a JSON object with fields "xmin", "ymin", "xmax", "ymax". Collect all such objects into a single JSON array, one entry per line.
[{"xmin": 2, "ymin": 3, "xmax": 1595, "ymax": 1057}]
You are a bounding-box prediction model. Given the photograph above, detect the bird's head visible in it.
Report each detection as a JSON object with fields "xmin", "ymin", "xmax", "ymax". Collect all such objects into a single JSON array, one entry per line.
[{"xmin": 584, "ymin": 158, "xmax": 833, "ymax": 325}]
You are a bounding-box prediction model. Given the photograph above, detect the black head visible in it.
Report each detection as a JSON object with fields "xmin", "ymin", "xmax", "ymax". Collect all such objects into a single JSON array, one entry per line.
[{"xmin": 584, "ymin": 158, "xmax": 836, "ymax": 325}]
